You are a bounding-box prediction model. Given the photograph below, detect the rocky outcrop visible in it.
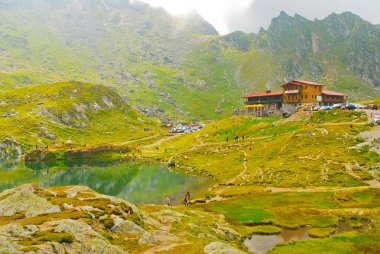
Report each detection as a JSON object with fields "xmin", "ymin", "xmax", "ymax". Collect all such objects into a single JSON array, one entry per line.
[
  {"xmin": 0, "ymin": 185, "xmax": 245, "ymax": 253},
  {"xmin": 0, "ymin": 185, "xmax": 60, "ymax": 218},
  {"xmin": 0, "ymin": 136, "xmax": 23, "ymax": 158},
  {"xmin": 204, "ymin": 242, "xmax": 247, "ymax": 254}
]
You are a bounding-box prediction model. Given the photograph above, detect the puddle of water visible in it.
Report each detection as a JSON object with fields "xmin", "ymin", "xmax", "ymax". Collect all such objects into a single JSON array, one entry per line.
[
  {"xmin": 244, "ymin": 227, "xmax": 309, "ymax": 253},
  {"xmin": 244, "ymin": 222, "xmax": 373, "ymax": 253}
]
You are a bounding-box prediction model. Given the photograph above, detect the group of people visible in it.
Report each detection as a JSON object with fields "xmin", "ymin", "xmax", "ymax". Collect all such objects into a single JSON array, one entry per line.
[
  {"xmin": 226, "ymin": 135, "xmax": 245, "ymax": 142},
  {"xmin": 165, "ymin": 191, "xmax": 191, "ymax": 206}
]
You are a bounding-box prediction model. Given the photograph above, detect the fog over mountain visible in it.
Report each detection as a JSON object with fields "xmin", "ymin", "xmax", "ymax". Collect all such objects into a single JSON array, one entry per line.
[{"xmin": 139, "ymin": 0, "xmax": 380, "ymax": 34}]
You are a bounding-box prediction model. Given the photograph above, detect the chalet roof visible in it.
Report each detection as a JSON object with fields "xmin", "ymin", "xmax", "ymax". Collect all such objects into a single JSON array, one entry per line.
[
  {"xmin": 242, "ymin": 91, "xmax": 283, "ymax": 98},
  {"xmin": 322, "ymin": 90, "xmax": 347, "ymax": 97},
  {"xmin": 281, "ymin": 80, "xmax": 324, "ymax": 87}
]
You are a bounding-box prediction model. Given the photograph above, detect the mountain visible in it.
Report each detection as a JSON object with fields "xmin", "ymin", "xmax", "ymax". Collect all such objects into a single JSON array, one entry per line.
[
  {"xmin": 0, "ymin": 1, "xmax": 379, "ymax": 120},
  {"xmin": 0, "ymin": 82, "xmax": 160, "ymax": 156},
  {"xmin": 222, "ymin": 11, "xmax": 380, "ymax": 98}
]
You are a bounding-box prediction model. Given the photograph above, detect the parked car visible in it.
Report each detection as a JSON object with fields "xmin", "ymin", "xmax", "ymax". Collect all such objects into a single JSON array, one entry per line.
[
  {"xmin": 342, "ymin": 104, "xmax": 356, "ymax": 110},
  {"xmin": 332, "ymin": 104, "xmax": 342, "ymax": 109},
  {"xmin": 373, "ymin": 115, "xmax": 380, "ymax": 125},
  {"xmin": 354, "ymin": 104, "xmax": 366, "ymax": 109},
  {"xmin": 367, "ymin": 104, "xmax": 378, "ymax": 110},
  {"xmin": 320, "ymin": 106, "xmax": 332, "ymax": 110}
]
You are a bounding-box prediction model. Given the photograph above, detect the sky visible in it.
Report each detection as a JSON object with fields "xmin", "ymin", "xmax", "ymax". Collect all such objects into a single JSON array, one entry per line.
[{"xmin": 137, "ymin": 0, "xmax": 380, "ymax": 35}]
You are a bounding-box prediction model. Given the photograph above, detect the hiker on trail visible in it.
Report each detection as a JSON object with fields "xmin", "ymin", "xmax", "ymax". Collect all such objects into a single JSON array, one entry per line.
[
  {"xmin": 165, "ymin": 195, "xmax": 171, "ymax": 206},
  {"xmin": 226, "ymin": 136, "xmax": 229, "ymax": 142},
  {"xmin": 186, "ymin": 192, "xmax": 191, "ymax": 204},
  {"xmin": 235, "ymin": 135, "xmax": 239, "ymax": 141},
  {"xmin": 242, "ymin": 135, "xmax": 245, "ymax": 140},
  {"xmin": 184, "ymin": 195, "xmax": 189, "ymax": 207},
  {"xmin": 156, "ymin": 147, "xmax": 159, "ymax": 152}
]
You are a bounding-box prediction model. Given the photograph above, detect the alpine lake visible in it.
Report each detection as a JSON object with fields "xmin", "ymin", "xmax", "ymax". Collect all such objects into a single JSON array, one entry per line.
[{"xmin": 0, "ymin": 158, "xmax": 211, "ymax": 205}]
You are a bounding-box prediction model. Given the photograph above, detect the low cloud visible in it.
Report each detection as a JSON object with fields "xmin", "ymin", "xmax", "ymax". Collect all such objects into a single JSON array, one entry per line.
[{"xmin": 137, "ymin": 0, "xmax": 380, "ymax": 35}]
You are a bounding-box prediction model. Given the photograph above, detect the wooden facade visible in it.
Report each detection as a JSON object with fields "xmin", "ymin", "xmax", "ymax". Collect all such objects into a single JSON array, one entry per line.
[
  {"xmin": 242, "ymin": 80, "xmax": 347, "ymax": 115},
  {"xmin": 281, "ymin": 80, "xmax": 323, "ymax": 104}
]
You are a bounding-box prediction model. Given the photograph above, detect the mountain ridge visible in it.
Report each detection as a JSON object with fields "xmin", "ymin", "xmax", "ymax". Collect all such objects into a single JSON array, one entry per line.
[{"xmin": 0, "ymin": 2, "xmax": 379, "ymax": 120}]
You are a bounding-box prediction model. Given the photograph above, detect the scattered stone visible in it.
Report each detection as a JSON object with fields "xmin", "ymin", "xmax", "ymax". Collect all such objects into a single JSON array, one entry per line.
[
  {"xmin": 138, "ymin": 231, "xmax": 156, "ymax": 245},
  {"xmin": 63, "ymin": 203, "xmax": 73, "ymax": 210},
  {"xmin": 111, "ymin": 220, "xmax": 146, "ymax": 235},
  {"xmin": 204, "ymin": 242, "xmax": 247, "ymax": 254}
]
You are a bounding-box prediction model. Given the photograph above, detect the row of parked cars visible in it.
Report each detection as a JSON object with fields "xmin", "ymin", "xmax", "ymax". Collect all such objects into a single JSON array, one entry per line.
[{"xmin": 309, "ymin": 103, "xmax": 378, "ymax": 111}]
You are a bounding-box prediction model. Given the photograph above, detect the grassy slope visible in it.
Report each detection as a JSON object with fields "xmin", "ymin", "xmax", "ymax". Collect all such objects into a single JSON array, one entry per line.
[
  {"xmin": 1, "ymin": 9, "xmax": 379, "ymax": 121},
  {"xmin": 135, "ymin": 111, "xmax": 380, "ymax": 253},
  {"xmin": 148, "ymin": 110, "xmax": 376, "ymax": 188},
  {"xmin": 0, "ymin": 82, "xmax": 161, "ymax": 154}
]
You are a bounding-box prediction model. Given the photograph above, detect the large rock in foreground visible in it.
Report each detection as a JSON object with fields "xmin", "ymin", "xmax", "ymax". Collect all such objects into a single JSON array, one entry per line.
[
  {"xmin": 204, "ymin": 242, "xmax": 247, "ymax": 254},
  {"xmin": 0, "ymin": 185, "xmax": 244, "ymax": 254},
  {"xmin": 0, "ymin": 185, "xmax": 60, "ymax": 217}
]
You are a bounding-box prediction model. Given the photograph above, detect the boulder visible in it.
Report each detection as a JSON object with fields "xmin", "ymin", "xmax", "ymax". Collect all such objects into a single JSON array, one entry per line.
[
  {"xmin": 149, "ymin": 230, "xmax": 180, "ymax": 243},
  {"xmin": 111, "ymin": 220, "xmax": 146, "ymax": 235},
  {"xmin": 0, "ymin": 223, "xmax": 38, "ymax": 238},
  {"xmin": 0, "ymin": 185, "xmax": 60, "ymax": 218},
  {"xmin": 46, "ymin": 219, "xmax": 92, "ymax": 234},
  {"xmin": 0, "ymin": 235, "xmax": 20, "ymax": 253},
  {"xmin": 204, "ymin": 242, "xmax": 247, "ymax": 254},
  {"xmin": 138, "ymin": 232, "xmax": 156, "ymax": 245}
]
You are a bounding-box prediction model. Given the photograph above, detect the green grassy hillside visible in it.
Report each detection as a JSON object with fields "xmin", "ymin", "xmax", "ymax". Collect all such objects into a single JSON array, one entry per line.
[
  {"xmin": 0, "ymin": 82, "xmax": 161, "ymax": 157},
  {"xmin": 0, "ymin": 2, "xmax": 379, "ymax": 120}
]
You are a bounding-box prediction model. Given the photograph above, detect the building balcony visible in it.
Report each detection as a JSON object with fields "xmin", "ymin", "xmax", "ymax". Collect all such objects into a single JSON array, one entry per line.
[
  {"xmin": 245, "ymin": 99, "xmax": 282, "ymax": 105},
  {"xmin": 284, "ymin": 90, "xmax": 299, "ymax": 94}
]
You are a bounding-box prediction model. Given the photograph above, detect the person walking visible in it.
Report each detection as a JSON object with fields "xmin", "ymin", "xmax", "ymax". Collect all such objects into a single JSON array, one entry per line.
[
  {"xmin": 165, "ymin": 195, "xmax": 171, "ymax": 206},
  {"xmin": 186, "ymin": 192, "xmax": 191, "ymax": 205}
]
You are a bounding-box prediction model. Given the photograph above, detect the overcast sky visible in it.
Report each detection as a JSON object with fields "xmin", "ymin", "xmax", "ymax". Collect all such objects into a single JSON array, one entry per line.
[{"xmin": 137, "ymin": 0, "xmax": 380, "ymax": 35}]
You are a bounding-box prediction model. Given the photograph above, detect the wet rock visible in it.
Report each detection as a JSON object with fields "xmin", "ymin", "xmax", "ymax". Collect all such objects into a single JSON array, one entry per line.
[{"xmin": 204, "ymin": 242, "xmax": 247, "ymax": 254}]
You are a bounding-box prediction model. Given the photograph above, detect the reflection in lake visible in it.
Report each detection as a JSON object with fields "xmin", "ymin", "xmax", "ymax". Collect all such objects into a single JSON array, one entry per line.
[{"xmin": 0, "ymin": 159, "xmax": 210, "ymax": 205}]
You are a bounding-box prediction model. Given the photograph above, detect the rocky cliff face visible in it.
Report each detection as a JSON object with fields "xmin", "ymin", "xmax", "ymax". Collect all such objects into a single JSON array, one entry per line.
[
  {"xmin": 244, "ymin": 11, "xmax": 380, "ymax": 97},
  {"xmin": 0, "ymin": 184, "xmax": 246, "ymax": 253}
]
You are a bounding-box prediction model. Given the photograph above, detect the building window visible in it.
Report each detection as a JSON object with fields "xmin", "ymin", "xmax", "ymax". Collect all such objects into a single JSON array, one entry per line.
[{"xmin": 305, "ymin": 95, "xmax": 308, "ymax": 99}]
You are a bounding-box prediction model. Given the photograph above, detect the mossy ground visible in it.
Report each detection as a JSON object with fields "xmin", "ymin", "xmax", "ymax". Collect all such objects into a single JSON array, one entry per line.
[{"xmin": 135, "ymin": 111, "xmax": 380, "ymax": 253}]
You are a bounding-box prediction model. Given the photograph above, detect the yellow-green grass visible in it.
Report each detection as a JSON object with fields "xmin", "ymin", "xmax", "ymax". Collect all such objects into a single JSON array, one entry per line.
[
  {"xmin": 203, "ymin": 188, "xmax": 380, "ymax": 229},
  {"xmin": 307, "ymin": 227, "xmax": 336, "ymax": 238},
  {"xmin": 147, "ymin": 115, "xmax": 378, "ymax": 188},
  {"xmin": 0, "ymin": 82, "xmax": 163, "ymax": 154},
  {"xmin": 270, "ymin": 225, "xmax": 380, "ymax": 254},
  {"xmin": 248, "ymin": 225, "xmax": 282, "ymax": 235}
]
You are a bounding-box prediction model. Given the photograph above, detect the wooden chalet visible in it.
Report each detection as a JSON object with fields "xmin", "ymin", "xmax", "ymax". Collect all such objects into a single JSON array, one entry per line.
[{"xmin": 242, "ymin": 80, "xmax": 347, "ymax": 115}]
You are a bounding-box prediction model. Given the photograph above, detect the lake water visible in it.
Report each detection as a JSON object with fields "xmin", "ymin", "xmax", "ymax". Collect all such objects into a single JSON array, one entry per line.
[{"xmin": 0, "ymin": 158, "xmax": 210, "ymax": 205}]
